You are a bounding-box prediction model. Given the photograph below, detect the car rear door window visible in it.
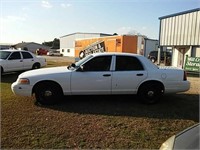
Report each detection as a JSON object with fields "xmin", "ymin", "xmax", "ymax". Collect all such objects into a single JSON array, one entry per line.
[
  {"xmin": 22, "ymin": 52, "xmax": 33, "ymax": 59},
  {"xmin": 116, "ymin": 56, "xmax": 144, "ymax": 71}
]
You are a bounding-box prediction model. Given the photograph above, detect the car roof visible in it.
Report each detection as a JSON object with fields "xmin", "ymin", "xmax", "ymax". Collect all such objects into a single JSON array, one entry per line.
[
  {"xmin": 91, "ymin": 52, "xmax": 142, "ymax": 57},
  {"xmin": 0, "ymin": 49, "xmax": 30, "ymax": 52}
]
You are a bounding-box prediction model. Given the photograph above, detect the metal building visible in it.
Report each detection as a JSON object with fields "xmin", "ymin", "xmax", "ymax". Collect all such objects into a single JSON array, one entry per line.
[
  {"xmin": 59, "ymin": 32, "xmax": 112, "ymax": 57},
  {"xmin": 159, "ymin": 8, "xmax": 200, "ymax": 68}
]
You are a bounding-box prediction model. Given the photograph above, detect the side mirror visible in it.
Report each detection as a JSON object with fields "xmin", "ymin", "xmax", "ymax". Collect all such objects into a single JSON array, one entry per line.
[
  {"xmin": 71, "ymin": 63, "xmax": 76, "ymax": 68},
  {"xmin": 77, "ymin": 66, "xmax": 84, "ymax": 72}
]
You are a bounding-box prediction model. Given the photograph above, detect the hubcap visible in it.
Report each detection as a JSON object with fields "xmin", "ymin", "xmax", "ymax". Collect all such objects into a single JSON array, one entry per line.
[
  {"xmin": 44, "ymin": 90, "xmax": 52, "ymax": 97},
  {"xmin": 147, "ymin": 91, "xmax": 154, "ymax": 97}
]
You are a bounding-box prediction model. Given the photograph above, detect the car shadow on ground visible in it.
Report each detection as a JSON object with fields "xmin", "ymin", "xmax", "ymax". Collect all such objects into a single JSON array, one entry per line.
[
  {"xmin": 41, "ymin": 94, "xmax": 199, "ymax": 122},
  {"xmin": 1, "ymin": 72, "xmax": 22, "ymax": 83}
]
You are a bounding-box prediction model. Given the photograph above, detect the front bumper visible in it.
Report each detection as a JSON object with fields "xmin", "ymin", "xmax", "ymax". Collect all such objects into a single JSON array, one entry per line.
[{"xmin": 11, "ymin": 81, "xmax": 33, "ymax": 97}]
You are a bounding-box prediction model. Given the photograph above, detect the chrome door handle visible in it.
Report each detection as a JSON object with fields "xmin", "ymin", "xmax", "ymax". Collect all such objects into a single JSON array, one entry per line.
[
  {"xmin": 103, "ymin": 74, "xmax": 111, "ymax": 77},
  {"xmin": 136, "ymin": 74, "xmax": 143, "ymax": 76}
]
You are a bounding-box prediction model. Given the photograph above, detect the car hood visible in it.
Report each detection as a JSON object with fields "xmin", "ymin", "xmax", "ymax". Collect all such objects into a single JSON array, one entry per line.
[{"xmin": 19, "ymin": 66, "xmax": 70, "ymax": 78}]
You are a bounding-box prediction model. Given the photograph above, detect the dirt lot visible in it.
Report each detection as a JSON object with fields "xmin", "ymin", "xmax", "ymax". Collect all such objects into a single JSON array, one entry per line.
[{"xmin": 1, "ymin": 59, "xmax": 199, "ymax": 149}]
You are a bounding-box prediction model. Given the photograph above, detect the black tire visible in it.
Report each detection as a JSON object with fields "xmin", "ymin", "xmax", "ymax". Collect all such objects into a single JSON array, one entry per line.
[
  {"xmin": 34, "ymin": 82, "xmax": 63, "ymax": 105},
  {"xmin": 1, "ymin": 66, "xmax": 4, "ymax": 76},
  {"xmin": 138, "ymin": 82, "xmax": 164, "ymax": 104},
  {"xmin": 32, "ymin": 63, "xmax": 41, "ymax": 69},
  {"xmin": 150, "ymin": 57, "xmax": 156, "ymax": 63}
]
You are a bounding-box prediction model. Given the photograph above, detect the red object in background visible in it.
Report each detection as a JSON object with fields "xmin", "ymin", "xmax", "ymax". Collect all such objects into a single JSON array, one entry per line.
[{"xmin": 36, "ymin": 48, "xmax": 48, "ymax": 55}]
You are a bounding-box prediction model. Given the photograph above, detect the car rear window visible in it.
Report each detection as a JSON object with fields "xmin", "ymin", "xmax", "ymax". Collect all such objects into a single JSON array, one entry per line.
[
  {"xmin": 22, "ymin": 52, "xmax": 33, "ymax": 59},
  {"xmin": 116, "ymin": 56, "xmax": 144, "ymax": 71}
]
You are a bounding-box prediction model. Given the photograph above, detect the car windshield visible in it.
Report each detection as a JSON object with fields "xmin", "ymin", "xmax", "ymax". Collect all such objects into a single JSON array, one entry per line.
[
  {"xmin": 67, "ymin": 55, "xmax": 93, "ymax": 70},
  {"xmin": 0, "ymin": 51, "xmax": 11, "ymax": 59},
  {"xmin": 75, "ymin": 55, "xmax": 93, "ymax": 67}
]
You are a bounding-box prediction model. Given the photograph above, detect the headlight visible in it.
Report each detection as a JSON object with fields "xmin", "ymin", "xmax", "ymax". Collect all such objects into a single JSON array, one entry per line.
[
  {"xmin": 18, "ymin": 78, "xmax": 30, "ymax": 84},
  {"xmin": 159, "ymin": 135, "xmax": 175, "ymax": 150}
]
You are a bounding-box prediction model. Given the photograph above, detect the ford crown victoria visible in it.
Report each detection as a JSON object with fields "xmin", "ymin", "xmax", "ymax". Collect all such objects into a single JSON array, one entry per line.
[
  {"xmin": 11, "ymin": 52, "xmax": 190, "ymax": 105},
  {"xmin": 0, "ymin": 49, "xmax": 46, "ymax": 74}
]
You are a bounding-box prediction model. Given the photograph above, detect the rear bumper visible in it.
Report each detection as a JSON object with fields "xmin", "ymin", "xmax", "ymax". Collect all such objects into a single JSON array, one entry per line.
[{"xmin": 164, "ymin": 80, "xmax": 190, "ymax": 93}]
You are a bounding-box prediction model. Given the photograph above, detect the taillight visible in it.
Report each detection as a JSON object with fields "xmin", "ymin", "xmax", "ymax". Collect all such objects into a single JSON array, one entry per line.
[{"xmin": 183, "ymin": 71, "xmax": 187, "ymax": 81}]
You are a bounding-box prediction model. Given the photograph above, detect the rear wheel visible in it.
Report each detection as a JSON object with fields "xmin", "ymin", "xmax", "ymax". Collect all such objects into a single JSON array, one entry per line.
[
  {"xmin": 32, "ymin": 63, "xmax": 41, "ymax": 69},
  {"xmin": 138, "ymin": 82, "xmax": 164, "ymax": 104},
  {"xmin": 34, "ymin": 82, "xmax": 63, "ymax": 105}
]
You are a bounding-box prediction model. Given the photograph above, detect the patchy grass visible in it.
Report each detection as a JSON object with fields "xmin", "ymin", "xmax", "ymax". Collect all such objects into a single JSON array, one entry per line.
[{"xmin": 1, "ymin": 61, "xmax": 199, "ymax": 149}]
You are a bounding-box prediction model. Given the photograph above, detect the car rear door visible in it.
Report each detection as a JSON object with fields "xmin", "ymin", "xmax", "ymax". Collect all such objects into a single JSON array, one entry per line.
[
  {"xmin": 71, "ymin": 55, "xmax": 112, "ymax": 94},
  {"xmin": 112, "ymin": 55, "xmax": 147, "ymax": 94},
  {"xmin": 21, "ymin": 51, "xmax": 35, "ymax": 69}
]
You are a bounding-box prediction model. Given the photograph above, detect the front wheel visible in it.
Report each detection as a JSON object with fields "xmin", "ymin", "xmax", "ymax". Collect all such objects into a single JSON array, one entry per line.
[
  {"xmin": 150, "ymin": 57, "xmax": 156, "ymax": 63},
  {"xmin": 138, "ymin": 83, "xmax": 164, "ymax": 104},
  {"xmin": 34, "ymin": 82, "xmax": 63, "ymax": 105}
]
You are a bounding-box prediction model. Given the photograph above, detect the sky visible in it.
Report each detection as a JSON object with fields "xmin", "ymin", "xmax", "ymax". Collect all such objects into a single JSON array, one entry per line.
[{"xmin": 0, "ymin": 0, "xmax": 199, "ymax": 44}]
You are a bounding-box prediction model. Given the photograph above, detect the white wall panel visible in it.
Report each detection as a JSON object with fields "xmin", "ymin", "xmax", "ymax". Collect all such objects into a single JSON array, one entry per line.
[
  {"xmin": 180, "ymin": 15, "xmax": 185, "ymax": 45},
  {"xmin": 190, "ymin": 12, "xmax": 197, "ymax": 45},
  {"xmin": 168, "ymin": 17, "xmax": 172, "ymax": 45},
  {"xmin": 174, "ymin": 16, "xmax": 179, "ymax": 45},
  {"xmin": 184, "ymin": 13, "xmax": 189, "ymax": 45},
  {"xmin": 159, "ymin": 9, "xmax": 200, "ymax": 46},
  {"xmin": 187, "ymin": 13, "xmax": 193, "ymax": 45},
  {"xmin": 195, "ymin": 11, "xmax": 200, "ymax": 45},
  {"xmin": 177, "ymin": 15, "xmax": 182, "ymax": 45},
  {"xmin": 171, "ymin": 17, "xmax": 175, "ymax": 45}
]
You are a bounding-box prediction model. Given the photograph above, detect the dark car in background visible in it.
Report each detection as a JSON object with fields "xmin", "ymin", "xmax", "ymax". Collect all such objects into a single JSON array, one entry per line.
[{"xmin": 148, "ymin": 51, "xmax": 172, "ymax": 63}]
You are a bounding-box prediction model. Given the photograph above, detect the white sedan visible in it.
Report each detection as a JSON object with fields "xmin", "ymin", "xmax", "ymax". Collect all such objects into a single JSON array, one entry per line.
[
  {"xmin": 11, "ymin": 52, "xmax": 190, "ymax": 105},
  {"xmin": 0, "ymin": 49, "xmax": 46, "ymax": 74}
]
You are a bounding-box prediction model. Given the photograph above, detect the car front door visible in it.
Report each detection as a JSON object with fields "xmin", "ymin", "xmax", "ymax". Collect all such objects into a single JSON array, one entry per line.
[
  {"xmin": 21, "ymin": 52, "xmax": 35, "ymax": 69},
  {"xmin": 6, "ymin": 52, "xmax": 23, "ymax": 72},
  {"xmin": 112, "ymin": 56, "xmax": 147, "ymax": 94},
  {"xmin": 71, "ymin": 56, "xmax": 112, "ymax": 94}
]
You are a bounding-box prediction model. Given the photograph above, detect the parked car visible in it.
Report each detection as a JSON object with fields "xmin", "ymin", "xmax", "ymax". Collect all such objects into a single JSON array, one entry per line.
[
  {"xmin": 0, "ymin": 49, "xmax": 47, "ymax": 74},
  {"xmin": 36, "ymin": 48, "xmax": 48, "ymax": 55},
  {"xmin": 160, "ymin": 123, "xmax": 200, "ymax": 150},
  {"xmin": 11, "ymin": 52, "xmax": 190, "ymax": 105},
  {"xmin": 148, "ymin": 50, "xmax": 172, "ymax": 63},
  {"xmin": 47, "ymin": 50, "xmax": 63, "ymax": 56}
]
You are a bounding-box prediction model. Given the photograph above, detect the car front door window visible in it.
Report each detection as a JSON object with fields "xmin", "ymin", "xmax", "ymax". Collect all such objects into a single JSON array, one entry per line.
[
  {"xmin": 83, "ymin": 56, "xmax": 112, "ymax": 71},
  {"xmin": 8, "ymin": 52, "xmax": 21, "ymax": 60}
]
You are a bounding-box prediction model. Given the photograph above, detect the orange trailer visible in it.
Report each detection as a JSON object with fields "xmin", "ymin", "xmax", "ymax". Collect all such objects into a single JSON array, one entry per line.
[{"xmin": 75, "ymin": 35, "xmax": 143, "ymax": 59}]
